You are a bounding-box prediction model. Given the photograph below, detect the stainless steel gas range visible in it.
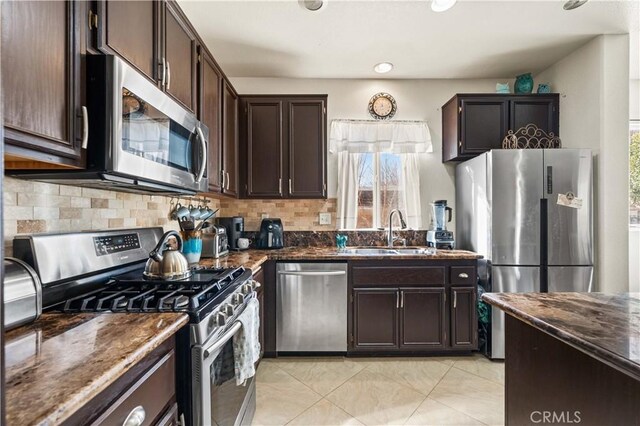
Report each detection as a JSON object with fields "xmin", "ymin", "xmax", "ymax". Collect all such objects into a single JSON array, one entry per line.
[{"xmin": 13, "ymin": 227, "xmax": 260, "ymax": 426}]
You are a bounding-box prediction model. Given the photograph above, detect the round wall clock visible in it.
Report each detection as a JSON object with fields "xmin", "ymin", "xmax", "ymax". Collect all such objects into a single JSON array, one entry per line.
[{"xmin": 368, "ymin": 92, "xmax": 397, "ymax": 120}]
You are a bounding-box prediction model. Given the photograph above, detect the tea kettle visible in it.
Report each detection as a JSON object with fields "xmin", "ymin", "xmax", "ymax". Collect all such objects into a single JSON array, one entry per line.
[{"xmin": 144, "ymin": 230, "xmax": 192, "ymax": 280}]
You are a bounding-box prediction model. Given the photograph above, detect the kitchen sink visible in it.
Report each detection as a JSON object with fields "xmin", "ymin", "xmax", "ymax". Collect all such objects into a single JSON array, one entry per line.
[{"xmin": 337, "ymin": 247, "xmax": 437, "ymax": 256}]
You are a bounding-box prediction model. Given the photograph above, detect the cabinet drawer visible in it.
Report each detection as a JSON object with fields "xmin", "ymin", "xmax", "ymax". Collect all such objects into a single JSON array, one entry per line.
[
  {"xmin": 451, "ymin": 267, "xmax": 476, "ymax": 285},
  {"xmin": 92, "ymin": 350, "xmax": 176, "ymax": 426},
  {"xmin": 352, "ymin": 266, "xmax": 446, "ymax": 287}
]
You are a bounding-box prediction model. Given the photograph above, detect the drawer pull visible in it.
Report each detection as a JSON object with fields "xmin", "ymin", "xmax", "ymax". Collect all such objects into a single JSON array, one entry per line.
[
  {"xmin": 458, "ymin": 273, "xmax": 469, "ymax": 279},
  {"xmin": 123, "ymin": 406, "xmax": 146, "ymax": 426}
]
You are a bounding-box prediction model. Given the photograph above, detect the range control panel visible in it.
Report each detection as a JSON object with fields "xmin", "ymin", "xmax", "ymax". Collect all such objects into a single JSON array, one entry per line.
[{"xmin": 93, "ymin": 233, "xmax": 141, "ymax": 256}]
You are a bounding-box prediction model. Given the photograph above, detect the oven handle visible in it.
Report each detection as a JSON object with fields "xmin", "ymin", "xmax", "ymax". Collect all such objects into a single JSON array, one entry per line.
[
  {"xmin": 204, "ymin": 320, "xmax": 241, "ymax": 359},
  {"xmin": 195, "ymin": 125, "xmax": 207, "ymax": 183}
]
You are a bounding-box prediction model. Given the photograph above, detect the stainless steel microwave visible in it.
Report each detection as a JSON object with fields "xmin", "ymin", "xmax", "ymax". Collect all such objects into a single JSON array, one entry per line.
[{"xmin": 10, "ymin": 55, "xmax": 208, "ymax": 195}]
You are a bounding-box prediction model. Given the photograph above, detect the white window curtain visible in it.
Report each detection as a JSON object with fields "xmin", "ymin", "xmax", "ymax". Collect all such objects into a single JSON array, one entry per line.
[{"xmin": 331, "ymin": 120, "xmax": 432, "ymax": 229}]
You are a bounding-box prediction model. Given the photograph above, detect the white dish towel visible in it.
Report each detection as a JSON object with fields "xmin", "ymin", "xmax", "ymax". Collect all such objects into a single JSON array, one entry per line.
[{"xmin": 233, "ymin": 297, "xmax": 261, "ymax": 386}]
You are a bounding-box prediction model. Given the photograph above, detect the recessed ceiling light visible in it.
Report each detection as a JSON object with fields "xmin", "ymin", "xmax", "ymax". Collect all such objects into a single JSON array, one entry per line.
[
  {"xmin": 431, "ymin": 0, "xmax": 457, "ymax": 12},
  {"xmin": 299, "ymin": 0, "xmax": 325, "ymax": 12},
  {"xmin": 563, "ymin": 0, "xmax": 588, "ymax": 10},
  {"xmin": 374, "ymin": 62, "xmax": 394, "ymax": 74}
]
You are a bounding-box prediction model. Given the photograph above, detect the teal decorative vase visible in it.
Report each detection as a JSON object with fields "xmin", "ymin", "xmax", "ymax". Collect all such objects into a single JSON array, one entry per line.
[
  {"xmin": 537, "ymin": 83, "xmax": 551, "ymax": 94},
  {"xmin": 514, "ymin": 73, "xmax": 534, "ymax": 94}
]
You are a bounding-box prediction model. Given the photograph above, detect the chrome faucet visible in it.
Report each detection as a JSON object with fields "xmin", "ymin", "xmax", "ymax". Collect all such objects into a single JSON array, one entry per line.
[{"xmin": 387, "ymin": 209, "xmax": 407, "ymax": 247}]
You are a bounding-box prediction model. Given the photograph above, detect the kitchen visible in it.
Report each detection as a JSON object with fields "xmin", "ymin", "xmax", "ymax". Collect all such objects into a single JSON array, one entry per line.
[{"xmin": 0, "ymin": 0, "xmax": 638, "ymax": 425}]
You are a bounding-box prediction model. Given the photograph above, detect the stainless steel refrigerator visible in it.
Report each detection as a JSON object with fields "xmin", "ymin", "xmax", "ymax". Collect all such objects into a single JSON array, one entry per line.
[{"xmin": 456, "ymin": 149, "xmax": 594, "ymax": 359}]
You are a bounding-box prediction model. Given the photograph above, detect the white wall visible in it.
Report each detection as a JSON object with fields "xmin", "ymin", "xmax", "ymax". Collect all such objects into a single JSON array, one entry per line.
[
  {"xmin": 535, "ymin": 35, "xmax": 630, "ymax": 293},
  {"xmin": 230, "ymin": 77, "xmax": 502, "ymax": 230},
  {"xmin": 632, "ymin": 79, "xmax": 639, "ymax": 120}
]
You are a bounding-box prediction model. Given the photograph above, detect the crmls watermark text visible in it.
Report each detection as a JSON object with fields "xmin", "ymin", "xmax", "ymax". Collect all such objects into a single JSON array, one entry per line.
[{"xmin": 530, "ymin": 411, "xmax": 582, "ymax": 424}]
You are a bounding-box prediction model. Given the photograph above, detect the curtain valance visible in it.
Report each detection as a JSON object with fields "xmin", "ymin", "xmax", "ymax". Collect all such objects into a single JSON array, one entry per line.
[{"xmin": 329, "ymin": 119, "xmax": 433, "ymax": 154}]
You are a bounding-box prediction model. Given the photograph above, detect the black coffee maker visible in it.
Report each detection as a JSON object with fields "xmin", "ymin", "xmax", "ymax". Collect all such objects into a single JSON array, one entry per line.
[{"xmin": 257, "ymin": 218, "xmax": 284, "ymax": 249}]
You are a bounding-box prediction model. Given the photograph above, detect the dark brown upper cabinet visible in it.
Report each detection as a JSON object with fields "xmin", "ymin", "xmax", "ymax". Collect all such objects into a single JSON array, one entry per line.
[
  {"xmin": 222, "ymin": 82, "xmax": 239, "ymax": 197},
  {"xmin": 2, "ymin": 0, "xmax": 85, "ymax": 168},
  {"xmin": 442, "ymin": 94, "xmax": 560, "ymax": 162},
  {"xmin": 241, "ymin": 95, "xmax": 327, "ymax": 199},
  {"xmin": 242, "ymin": 98, "xmax": 285, "ymax": 198},
  {"xmin": 163, "ymin": 1, "xmax": 197, "ymax": 112},
  {"xmin": 94, "ymin": 1, "xmax": 158, "ymax": 83},
  {"xmin": 198, "ymin": 47, "xmax": 223, "ymax": 193}
]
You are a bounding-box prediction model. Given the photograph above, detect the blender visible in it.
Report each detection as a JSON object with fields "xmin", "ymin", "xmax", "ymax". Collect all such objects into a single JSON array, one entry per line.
[{"xmin": 426, "ymin": 200, "xmax": 455, "ymax": 249}]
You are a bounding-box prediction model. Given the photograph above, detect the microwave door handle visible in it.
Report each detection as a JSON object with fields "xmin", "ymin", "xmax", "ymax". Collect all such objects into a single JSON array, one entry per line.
[{"xmin": 195, "ymin": 126, "xmax": 207, "ymax": 183}]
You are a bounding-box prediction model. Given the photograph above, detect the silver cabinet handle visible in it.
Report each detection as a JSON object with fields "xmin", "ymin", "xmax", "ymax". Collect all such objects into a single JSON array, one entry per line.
[
  {"xmin": 278, "ymin": 178, "xmax": 282, "ymax": 195},
  {"xmin": 221, "ymin": 170, "xmax": 226, "ymax": 189},
  {"xmin": 123, "ymin": 406, "xmax": 146, "ymax": 426},
  {"xmin": 195, "ymin": 126, "xmax": 207, "ymax": 183},
  {"xmin": 227, "ymin": 172, "xmax": 231, "ymax": 190},
  {"xmin": 204, "ymin": 321, "xmax": 241, "ymax": 358},
  {"xmin": 289, "ymin": 178, "xmax": 292, "ymax": 194},
  {"xmin": 453, "ymin": 291, "xmax": 457, "ymax": 309},
  {"xmin": 396, "ymin": 292, "xmax": 400, "ymax": 308},
  {"xmin": 166, "ymin": 60, "xmax": 171, "ymax": 90},
  {"xmin": 458, "ymin": 273, "xmax": 469, "ymax": 279},
  {"xmin": 81, "ymin": 106, "xmax": 89, "ymax": 149},
  {"xmin": 400, "ymin": 291, "xmax": 404, "ymax": 308},
  {"xmin": 277, "ymin": 270, "xmax": 346, "ymax": 276},
  {"xmin": 161, "ymin": 57, "xmax": 166, "ymax": 87}
]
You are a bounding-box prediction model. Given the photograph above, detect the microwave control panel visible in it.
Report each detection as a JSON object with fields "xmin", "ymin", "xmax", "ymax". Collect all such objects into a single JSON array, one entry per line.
[{"xmin": 93, "ymin": 233, "xmax": 141, "ymax": 257}]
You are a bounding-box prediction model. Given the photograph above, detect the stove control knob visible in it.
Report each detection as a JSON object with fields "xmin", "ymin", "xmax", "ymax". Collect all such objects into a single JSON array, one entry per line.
[
  {"xmin": 241, "ymin": 284, "xmax": 253, "ymax": 295},
  {"xmin": 210, "ymin": 312, "xmax": 226, "ymax": 327},
  {"xmin": 232, "ymin": 293, "xmax": 245, "ymax": 305},
  {"xmin": 221, "ymin": 304, "xmax": 234, "ymax": 316},
  {"xmin": 251, "ymin": 280, "xmax": 262, "ymax": 290}
]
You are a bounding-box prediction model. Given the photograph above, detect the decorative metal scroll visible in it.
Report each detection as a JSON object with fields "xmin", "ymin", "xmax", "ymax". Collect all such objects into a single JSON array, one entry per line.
[{"xmin": 502, "ymin": 124, "xmax": 561, "ymax": 149}]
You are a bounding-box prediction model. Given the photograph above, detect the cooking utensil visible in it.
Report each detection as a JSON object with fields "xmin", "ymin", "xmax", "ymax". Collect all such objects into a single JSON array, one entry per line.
[
  {"xmin": 195, "ymin": 220, "xmax": 212, "ymax": 232},
  {"xmin": 143, "ymin": 231, "xmax": 192, "ymax": 280}
]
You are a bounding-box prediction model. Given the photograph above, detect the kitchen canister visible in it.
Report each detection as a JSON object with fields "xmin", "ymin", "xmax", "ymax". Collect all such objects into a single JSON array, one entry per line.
[{"xmin": 181, "ymin": 230, "xmax": 203, "ymax": 264}]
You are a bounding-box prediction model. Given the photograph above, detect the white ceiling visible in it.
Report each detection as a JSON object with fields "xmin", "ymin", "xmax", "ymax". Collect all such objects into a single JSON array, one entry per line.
[{"xmin": 179, "ymin": 0, "xmax": 640, "ymax": 79}]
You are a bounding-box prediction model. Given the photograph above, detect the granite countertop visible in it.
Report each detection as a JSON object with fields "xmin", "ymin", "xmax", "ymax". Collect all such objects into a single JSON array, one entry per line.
[
  {"xmin": 201, "ymin": 247, "xmax": 481, "ymax": 269},
  {"xmin": 5, "ymin": 312, "xmax": 189, "ymax": 426},
  {"xmin": 482, "ymin": 292, "xmax": 640, "ymax": 381}
]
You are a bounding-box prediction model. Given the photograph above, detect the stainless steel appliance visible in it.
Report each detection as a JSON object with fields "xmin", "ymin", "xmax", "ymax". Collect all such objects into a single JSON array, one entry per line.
[
  {"xmin": 427, "ymin": 200, "xmax": 455, "ymax": 249},
  {"xmin": 3, "ymin": 258, "xmax": 42, "ymax": 330},
  {"xmin": 10, "ymin": 55, "xmax": 208, "ymax": 195},
  {"xmin": 13, "ymin": 228, "xmax": 260, "ymax": 426},
  {"xmin": 202, "ymin": 225, "xmax": 229, "ymax": 258},
  {"xmin": 257, "ymin": 218, "xmax": 284, "ymax": 249},
  {"xmin": 216, "ymin": 217, "xmax": 245, "ymax": 251},
  {"xmin": 456, "ymin": 149, "xmax": 594, "ymax": 359},
  {"xmin": 276, "ymin": 263, "xmax": 347, "ymax": 352}
]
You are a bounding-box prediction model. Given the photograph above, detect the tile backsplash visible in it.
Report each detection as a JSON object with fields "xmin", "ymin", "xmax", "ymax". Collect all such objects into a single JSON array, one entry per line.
[
  {"xmin": 218, "ymin": 198, "xmax": 337, "ymax": 231},
  {"xmin": 3, "ymin": 177, "xmax": 220, "ymax": 256}
]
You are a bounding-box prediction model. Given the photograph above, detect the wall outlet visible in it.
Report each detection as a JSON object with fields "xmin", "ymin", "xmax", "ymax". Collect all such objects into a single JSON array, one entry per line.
[
  {"xmin": 261, "ymin": 213, "xmax": 270, "ymax": 220},
  {"xmin": 319, "ymin": 212, "xmax": 332, "ymax": 225}
]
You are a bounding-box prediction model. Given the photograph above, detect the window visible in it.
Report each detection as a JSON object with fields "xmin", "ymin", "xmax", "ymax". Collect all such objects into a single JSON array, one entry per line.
[
  {"xmin": 630, "ymin": 120, "xmax": 640, "ymax": 224},
  {"xmin": 355, "ymin": 152, "xmax": 404, "ymax": 229}
]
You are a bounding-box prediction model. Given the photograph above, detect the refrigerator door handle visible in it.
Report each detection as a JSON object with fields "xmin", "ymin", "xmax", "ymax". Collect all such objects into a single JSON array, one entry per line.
[{"xmin": 547, "ymin": 166, "xmax": 553, "ymax": 195}]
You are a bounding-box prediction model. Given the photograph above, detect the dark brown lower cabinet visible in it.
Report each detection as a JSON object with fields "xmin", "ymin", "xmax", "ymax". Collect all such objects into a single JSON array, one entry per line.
[
  {"xmin": 353, "ymin": 289, "xmax": 398, "ymax": 350},
  {"xmin": 400, "ymin": 287, "xmax": 446, "ymax": 349},
  {"xmin": 450, "ymin": 286, "xmax": 477, "ymax": 349}
]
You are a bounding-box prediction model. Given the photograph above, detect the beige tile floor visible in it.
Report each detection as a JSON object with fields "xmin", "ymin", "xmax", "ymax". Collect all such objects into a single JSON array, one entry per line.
[{"xmin": 252, "ymin": 354, "xmax": 504, "ymax": 426}]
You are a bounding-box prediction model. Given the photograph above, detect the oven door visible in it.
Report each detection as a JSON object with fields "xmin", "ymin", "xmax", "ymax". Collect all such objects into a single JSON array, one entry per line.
[
  {"xmin": 111, "ymin": 56, "xmax": 208, "ymax": 192},
  {"xmin": 192, "ymin": 321, "xmax": 256, "ymax": 426}
]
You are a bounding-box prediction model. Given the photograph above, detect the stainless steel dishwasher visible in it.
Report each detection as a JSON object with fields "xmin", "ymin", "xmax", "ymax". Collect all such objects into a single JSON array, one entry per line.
[{"xmin": 276, "ymin": 262, "xmax": 348, "ymax": 352}]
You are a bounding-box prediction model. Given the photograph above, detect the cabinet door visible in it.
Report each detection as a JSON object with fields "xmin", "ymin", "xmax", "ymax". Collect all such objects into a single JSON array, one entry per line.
[
  {"xmin": 460, "ymin": 97, "xmax": 508, "ymax": 156},
  {"xmin": 400, "ymin": 287, "xmax": 447, "ymax": 349},
  {"xmin": 96, "ymin": 0, "xmax": 157, "ymax": 83},
  {"xmin": 163, "ymin": 1, "xmax": 197, "ymax": 112},
  {"xmin": 222, "ymin": 82, "xmax": 239, "ymax": 197},
  {"xmin": 244, "ymin": 99, "xmax": 284, "ymax": 198},
  {"xmin": 199, "ymin": 48, "xmax": 222, "ymax": 193},
  {"xmin": 509, "ymin": 96, "xmax": 559, "ymax": 136},
  {"xmin": 287, "ymin": 99, "xmax": 327, "ymax": 198},
  {"xmin": 353, "ymin": 289, "xmax": 398, "ymax": 350},
  {"xmin": 2, "ymin": 0, "xmax": 83, "ymax": 166},
  {"xmin": 450, "ymin": 286, "xmax": 478, "ymax": 349}
]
